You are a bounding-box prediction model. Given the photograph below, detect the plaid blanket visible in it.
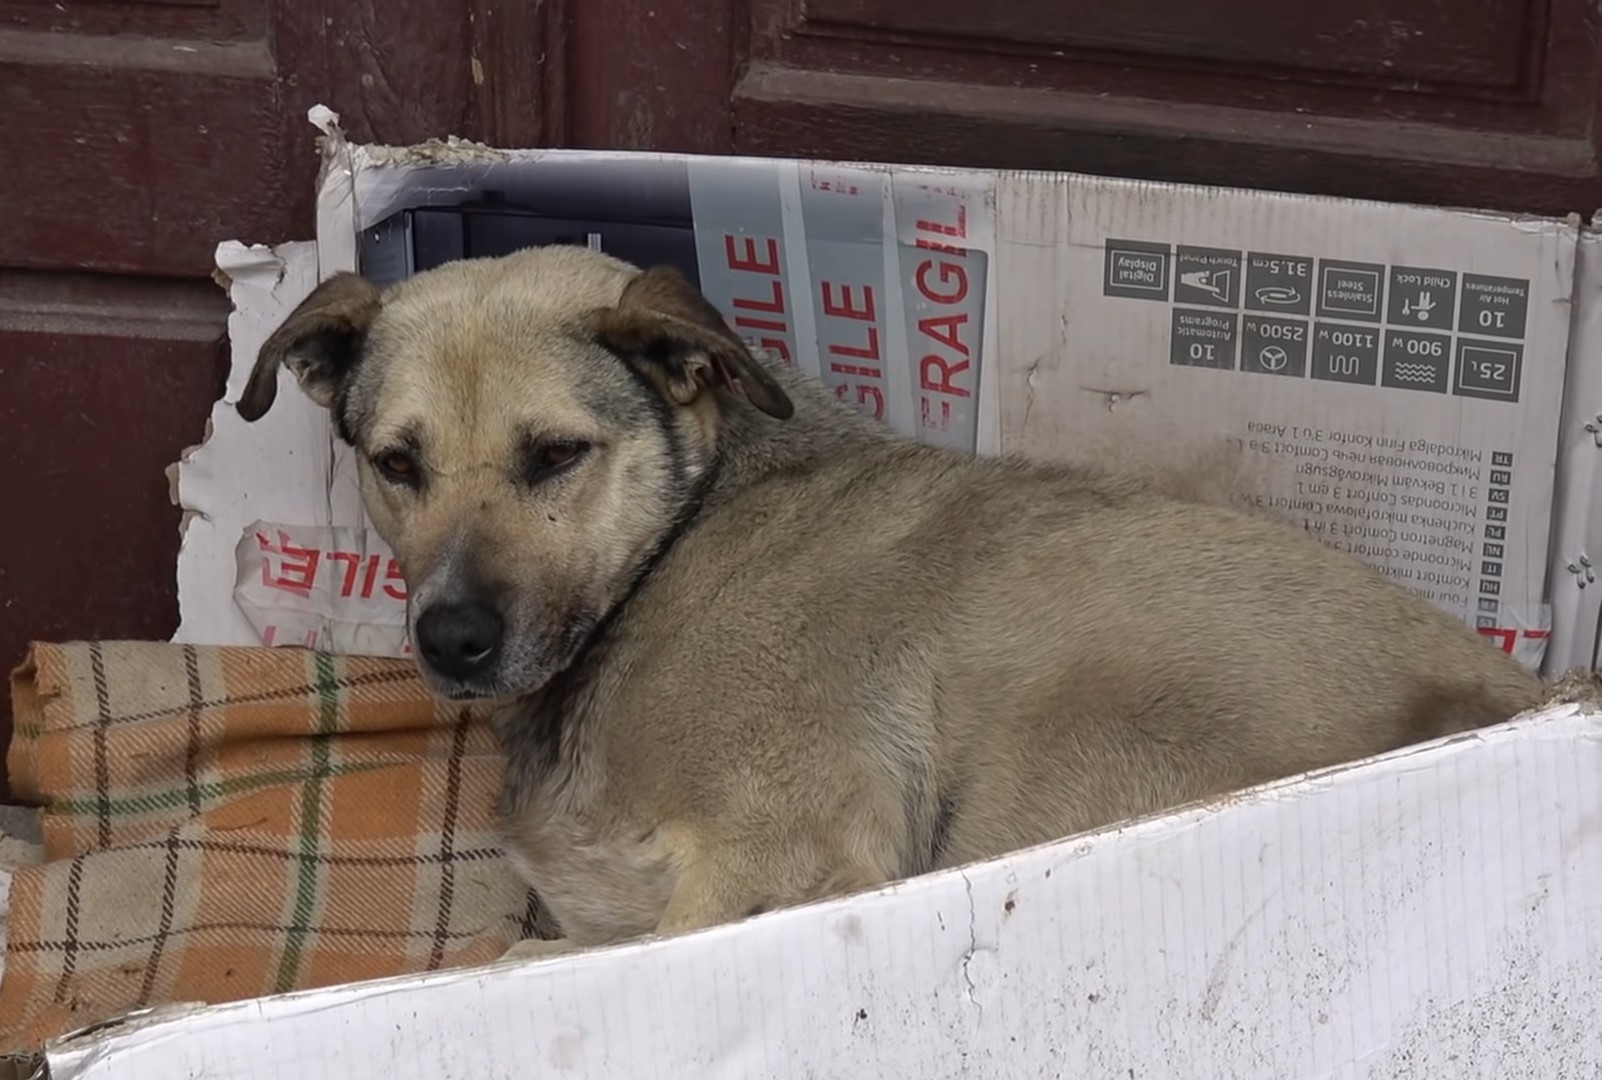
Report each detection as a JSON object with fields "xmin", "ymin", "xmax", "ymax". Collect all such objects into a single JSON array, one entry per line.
[{"xmin": 0, "ymin": 641, "xmax": 551, "ymax": 1054}]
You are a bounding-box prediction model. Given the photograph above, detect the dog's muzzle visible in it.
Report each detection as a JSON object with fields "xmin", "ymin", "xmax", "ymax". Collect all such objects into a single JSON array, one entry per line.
[{"xmin": 415, "ymin": 600, "xmax": 505, "ymax": 684}]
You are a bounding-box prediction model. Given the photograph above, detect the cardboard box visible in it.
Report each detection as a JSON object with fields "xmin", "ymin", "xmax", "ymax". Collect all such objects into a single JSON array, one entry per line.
[
  {"xmin": 175, "ymin": 112, "xmax": 1571, "ymax": 672},
  {"xmin": 72, "ymin": 106, "xmax": 1590, "ymax": 1076},
  {"xmin": 34, "ymin": 699, "xmax": 1602, "ymax": 1078}
]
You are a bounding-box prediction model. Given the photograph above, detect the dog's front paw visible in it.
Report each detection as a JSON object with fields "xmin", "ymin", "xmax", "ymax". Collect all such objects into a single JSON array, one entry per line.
[{"xmin": 499, "ymin": 936, "xmax": 575, "ymax": 964}]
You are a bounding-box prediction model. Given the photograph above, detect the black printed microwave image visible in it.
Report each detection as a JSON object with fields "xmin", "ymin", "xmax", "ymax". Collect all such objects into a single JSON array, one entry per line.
[{"xmin": 358, "ymin": 160, "xmax": 703, "ymax": 290}]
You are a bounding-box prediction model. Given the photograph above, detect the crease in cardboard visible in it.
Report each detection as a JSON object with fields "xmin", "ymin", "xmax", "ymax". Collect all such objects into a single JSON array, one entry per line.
[{"xmin": 1545, "ymin": 223, "xmax": 1602, "ymax": 673}]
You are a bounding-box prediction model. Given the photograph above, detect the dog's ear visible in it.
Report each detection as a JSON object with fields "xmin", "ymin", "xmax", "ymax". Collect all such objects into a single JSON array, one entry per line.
[
  {"xmin": 238, "ymin": 273, "xmax": 383, "ymax": 422},
  {"xmin": 590, "ymin": 266, "xmax": 795, "ymax": 420}
]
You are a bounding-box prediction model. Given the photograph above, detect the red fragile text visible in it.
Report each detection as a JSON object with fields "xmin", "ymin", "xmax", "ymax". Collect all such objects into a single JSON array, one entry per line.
[
  {"xmin": 912, "ymin": 203, "xmax": 977, "ymax": 432},
  {"xmin": 1477, "ymin": 626, "xmax": 1551, "ymax": 655},
  {"xmin": 255, "ymin": 530, "xmax": 408, "ymax": 602},
  {"xmin": 724, "ymin": 235, "xmax": 794, "ymax": 367},
  {"xmin": 807, "ymin": 171, "xmax": 862, "ymax": 198},
  {"xmin": 820, "ymin": 280, "xmax": 885, "ymax": 420}
]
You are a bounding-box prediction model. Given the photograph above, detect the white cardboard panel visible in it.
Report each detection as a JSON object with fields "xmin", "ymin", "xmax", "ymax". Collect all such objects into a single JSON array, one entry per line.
[
  {"xmin": 991, "ymin": 173, "xmax": 1572, "ymax": 668},
  {"xmin": 1546, "ymin": 225, "xmax": 1602, "ymax": 674},
  {"xmin": 44, "ymin": 703, "xmax": 1602, "ymax": 1080}
]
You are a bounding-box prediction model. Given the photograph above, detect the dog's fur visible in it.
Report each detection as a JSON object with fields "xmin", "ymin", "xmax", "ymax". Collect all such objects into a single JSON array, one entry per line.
[{"xmin": 242, "ymin": 246, "xmax": 1545, "ymax": 960}]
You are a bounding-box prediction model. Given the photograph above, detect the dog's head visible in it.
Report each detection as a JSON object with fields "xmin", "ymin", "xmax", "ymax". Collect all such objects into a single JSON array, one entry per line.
[{"xmin": 239, "ymin": 246, "xmax": 794, "ymax": 700}]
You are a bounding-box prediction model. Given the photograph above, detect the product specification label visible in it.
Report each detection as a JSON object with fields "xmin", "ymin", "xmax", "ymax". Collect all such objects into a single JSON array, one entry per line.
[
  {"xmin": 1237, "ymin": 422, "xmax": 1515, "ymax": 619},
  {"xmin": 1103, "ymin": 240, "xmax": 1171, "ymax": 300},
  {"xmin": 1386, "ymin": 266, "xmax": 1457, "ymax": 330},
  {"xmin": 1459, "ymin": 274, "xmax": 1529, "ymax": 339},
  {"xmin": 1244, "ymin": 253, "xmax": 1314, "ymax": 316},
  {"xmin": 1311, "ymin": 324, "xmax": 1380, "ymax": 385},
  {"xmin": 1381, "ymin": 330, "xmax": 1452, "ymax": 394},
  {"xmin": 1169, "ymin": 309, "xmax": 1238, "ymax": 369},
  {"xmin": 1316, "ymin": 260, "xmax": 1385, "ymax": 323},
  {"xmin": 1102, "ymin": 239, "xmax": 1532, "ymax": 403},
  {"xmin": 1174, "ymin": 246, "xmax": 1241, "ymax": 308},
  {"xmin": 1241, "ymin": 316, "xmax": 1308, "ymax": 377}
]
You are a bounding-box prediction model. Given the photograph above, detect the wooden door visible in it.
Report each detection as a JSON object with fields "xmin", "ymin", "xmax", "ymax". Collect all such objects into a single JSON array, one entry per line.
[
  {"xmin": 565, "ymin": 0, "xmax": 1602, "ymax": 215},
  {"xmin": 0, "ymin": 0, "xmax": 563, "ymax": 798}
]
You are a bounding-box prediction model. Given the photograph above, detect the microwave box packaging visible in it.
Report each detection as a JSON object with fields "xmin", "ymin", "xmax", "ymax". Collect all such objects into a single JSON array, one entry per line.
[
  {"xmin": 49, "ymin": 106, "xmax": 1586, "ymax": 1077},
  {"xmin": 176, "ymin": 114, "xmax": 1574, "ymax": 674}
]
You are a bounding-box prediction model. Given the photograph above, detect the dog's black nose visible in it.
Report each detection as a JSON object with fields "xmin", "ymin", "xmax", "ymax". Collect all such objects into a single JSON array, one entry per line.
[{"xmin": 415, "ymin": 601, "xmax": 505, "ymax": 681}]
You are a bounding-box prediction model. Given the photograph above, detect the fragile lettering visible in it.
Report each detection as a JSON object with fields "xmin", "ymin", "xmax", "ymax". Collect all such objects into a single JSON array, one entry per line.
[
  {"xmin": 819, "ymin": 279, "xmax": 886, "ymax": 419},
  {"xmin": 912, "ymin": 204, "xmax": 977, "ymax": 432},
  {"xmin": 724, "ymin": 235, "xmax": 795, "ymax": 367},
  {"xmin": 255, "ymin": 530, "xmax": 408, "ymax": 602}
]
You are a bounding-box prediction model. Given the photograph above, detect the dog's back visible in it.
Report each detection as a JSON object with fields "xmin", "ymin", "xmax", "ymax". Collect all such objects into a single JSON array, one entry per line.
[{"xmin": 623, "ymin": 438, "xmax": 1544, "ymax": 876}]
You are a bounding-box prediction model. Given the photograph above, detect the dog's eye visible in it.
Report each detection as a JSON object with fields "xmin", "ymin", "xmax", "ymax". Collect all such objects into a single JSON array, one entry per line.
[
  {"xmin": 524, "ymin": 441, "xmax": 590, "ymax": 485},
  {"xmin": 375, "ymin": 451, "xmax": 419, "ymax": 484}
]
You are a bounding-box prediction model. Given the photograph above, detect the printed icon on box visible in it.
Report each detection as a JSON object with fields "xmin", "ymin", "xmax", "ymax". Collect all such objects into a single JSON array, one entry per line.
[
  {"xmin": 1316, "ymin": 260, "xmax": 1385, "ymax": 323},
  {"xmin": 1381, "ymin": 330, "xmax": 1451, "ymax": 393},
  {"xmin": 1241, "ymin": 316, "xmax": 1308, "ymax": 377},
  {"xmin": 1458, "ymin": 273, "xmax": 1530, "ymax": 340},
  {"xmin": 1245, "ymin": 253, "xmax": 1313, "ymax": 315},
  {"xmin": 1386, "ymin": 267, "xmax": 1457, "ymax": 330},
  {"xmin": 1453, "ymin": 339, "xmax": 1523, "ymax": 403},
  {"xmin": 1311, "ymin": 322, "xmax": 1380, "ymax": 385},
  {"xmin": 1180, "ymin": 269, "xmax": 1232, "ymax": 303},
  {"xmin": 1103, "ymin": 239, "xmax": 1171, "ymax": 300},
  {"xmin": 1174, "ymin": 247, "xmax": 1242, "ymax": 308},
  {"xmin": 1392, "ymin": 362, "xmax": 1438, "ymax": 384},
  {"xmin": 1404, "ymin": 293, "xmax": 1435, "ymax": 320},
  {"xmin": 1254, "ymin": 285, "xmax": 1301, "ymax": 307},
  {"xmin": 1169, "ymin": 308, "xmax": 1239, "ymax": 369}
]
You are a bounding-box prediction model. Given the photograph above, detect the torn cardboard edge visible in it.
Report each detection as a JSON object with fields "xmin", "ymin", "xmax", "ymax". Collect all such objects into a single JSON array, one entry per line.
[
  {"xmin": 173, "ymin": 240, "xmax": 358, "ymax": 649},
  {"xmin": 36, "ymin": 700, "xmax": 1602, "ymax": 1079}
]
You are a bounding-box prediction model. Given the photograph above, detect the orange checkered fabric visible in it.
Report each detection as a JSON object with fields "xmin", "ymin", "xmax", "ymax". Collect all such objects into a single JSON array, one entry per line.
[{"xmin": 0, "ymin": 641, "xmax": 551, "ymax": 1053}]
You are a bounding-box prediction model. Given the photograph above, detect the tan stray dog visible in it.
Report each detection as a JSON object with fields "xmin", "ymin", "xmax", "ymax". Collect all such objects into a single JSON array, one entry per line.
[{"xmin": 240, "ymin": 246, "xmax": 1545, "ymax": 962}]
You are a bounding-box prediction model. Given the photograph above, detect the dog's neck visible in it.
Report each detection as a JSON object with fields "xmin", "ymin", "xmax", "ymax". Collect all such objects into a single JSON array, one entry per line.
[
  {"xmin": 602, "ymin": 366, "xmax": 892, "ymax": 623},
  {"xmin": 501, "ymin": 366, "xmax": 901, "ymax": 781},
  {"xmin": 699, "ymin": 362, "xmax": 897, "ymax": 508}
]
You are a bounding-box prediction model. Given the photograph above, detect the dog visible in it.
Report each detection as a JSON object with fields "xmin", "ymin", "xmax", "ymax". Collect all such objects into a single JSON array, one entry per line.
[{"xmin": 240, "ymin": 245, "xmax": 1545, "ymax": 962}]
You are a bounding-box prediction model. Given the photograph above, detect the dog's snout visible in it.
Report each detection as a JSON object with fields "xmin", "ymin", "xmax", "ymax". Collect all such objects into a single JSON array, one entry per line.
[{"xmin": 416, "ymin": 601, "xmax": 505, "ymax": 681}]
